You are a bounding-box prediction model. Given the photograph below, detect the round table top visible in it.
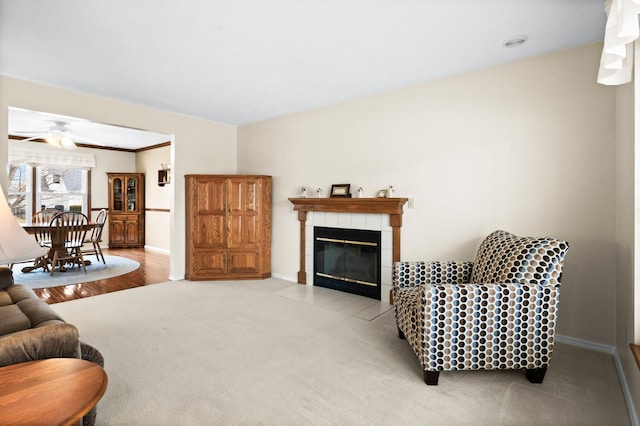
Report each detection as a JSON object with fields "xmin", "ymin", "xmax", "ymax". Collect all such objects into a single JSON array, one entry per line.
[{"xmin": 0, "ymin": 358, "xmax": 108, "ymax": 425}]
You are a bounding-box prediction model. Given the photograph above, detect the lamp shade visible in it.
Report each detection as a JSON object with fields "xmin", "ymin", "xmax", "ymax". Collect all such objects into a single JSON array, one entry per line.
[{"xmin": 0, "ymin": 185, "xmax": 47, "ymax": 265}]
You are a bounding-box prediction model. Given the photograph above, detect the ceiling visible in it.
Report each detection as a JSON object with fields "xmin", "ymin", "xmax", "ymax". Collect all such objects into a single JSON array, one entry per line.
[
  {"xmin": 0, "ymin": 1, "xmax": 607, "ymax": 148},
  {"xmin": 8, "ymin": 107, "xmax": 171, "ymax": 151}
]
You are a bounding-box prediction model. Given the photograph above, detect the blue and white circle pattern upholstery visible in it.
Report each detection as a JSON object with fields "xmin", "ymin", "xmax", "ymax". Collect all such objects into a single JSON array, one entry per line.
[{"xmin": 393, "ymin": 230, "xmax": 569, "ymax": 381}]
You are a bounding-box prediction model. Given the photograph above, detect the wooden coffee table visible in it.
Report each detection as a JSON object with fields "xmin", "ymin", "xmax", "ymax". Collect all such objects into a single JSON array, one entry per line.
[{"xmin": 0, "ymin": 358, "xmax": 108, "ymax": 425}]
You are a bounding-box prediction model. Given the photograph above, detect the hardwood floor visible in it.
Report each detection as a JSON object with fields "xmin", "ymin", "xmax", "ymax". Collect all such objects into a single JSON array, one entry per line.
[{"xmin": 33, "ymin": 248, "xmax": 170, "ymax": 304}]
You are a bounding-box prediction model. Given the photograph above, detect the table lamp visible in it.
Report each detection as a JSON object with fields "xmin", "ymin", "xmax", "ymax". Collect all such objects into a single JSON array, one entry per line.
[{"xmin": 0, "ymin": 185, "xmax": 47, "ymax": 287}]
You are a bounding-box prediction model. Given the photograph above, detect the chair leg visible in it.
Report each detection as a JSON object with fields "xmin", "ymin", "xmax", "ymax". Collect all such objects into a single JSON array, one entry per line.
[
  {"xmin": 397, "ymin": 327, "xmax": 405, "ymax": 339},
  {"xmin": 424, "ymin": 371, "xmax": 439, "ymax": 386},
  {"xmin": 77, "ymin": 250, "xmax": 87, "ymax": 273},
  {"xmin": 95, "ymin": 243, "xmax": 105, "ymax": 264},
  {"xmin": 525, "ymin": 367, "xmax": 547, "ymax": 384}
]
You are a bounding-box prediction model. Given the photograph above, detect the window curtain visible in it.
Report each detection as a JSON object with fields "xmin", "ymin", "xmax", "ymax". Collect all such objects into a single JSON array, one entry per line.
[
  {"xmin": 598, "ymin": 0, "xmax": 640, "ymax": 85},
  {"xmin": 8, "ymin": 141, "xmax": 96, "ymax": 169}
]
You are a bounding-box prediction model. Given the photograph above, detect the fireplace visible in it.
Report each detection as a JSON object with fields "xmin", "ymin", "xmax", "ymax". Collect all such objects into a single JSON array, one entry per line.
[
  {"xmin": 288, "ymin": 197, "xmax": 408, "ymax": 304},
  {"xmin": 314, "ymin": 227, "xmax": 381, "ymax": 300}
]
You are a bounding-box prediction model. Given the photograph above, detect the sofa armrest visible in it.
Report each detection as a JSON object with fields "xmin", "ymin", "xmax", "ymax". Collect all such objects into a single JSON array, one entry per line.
[
  {"xmin": 0, "ymin": 323, "xmax": 81, "ymax": 367},
  {"xmin": 393, "ymin": 261, "xmax": 473, "ymax": 289}
]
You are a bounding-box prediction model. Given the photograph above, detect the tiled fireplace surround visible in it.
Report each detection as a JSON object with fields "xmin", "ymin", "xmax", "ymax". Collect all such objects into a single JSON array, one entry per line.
[{"xmin": 289, "ymin": 198, "xmax": 408, "ymax": 304}]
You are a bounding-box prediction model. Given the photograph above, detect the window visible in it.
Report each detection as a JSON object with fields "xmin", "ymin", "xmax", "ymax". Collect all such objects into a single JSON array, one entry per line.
[
  {"xmin": 7, "ymin": 164, "xmax": 31, "ymax": 223},
  {"xmin": 7, "ymin": 164, "xmax": 89, "ymax": 223}
]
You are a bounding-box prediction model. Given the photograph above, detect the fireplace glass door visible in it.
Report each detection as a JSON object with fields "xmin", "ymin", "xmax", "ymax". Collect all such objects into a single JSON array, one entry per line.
[{"xmin": 314, "ymin": 227, "xmax": 381, "ymax": 300}]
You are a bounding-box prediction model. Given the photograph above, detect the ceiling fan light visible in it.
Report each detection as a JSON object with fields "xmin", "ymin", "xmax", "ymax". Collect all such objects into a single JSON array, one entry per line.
[
  {"xmin": 45, "ymin": 135, "xmax": 61, "ymax": 147},
  {"xmin": 60, "ymin": 135, "xmax": 77, "ymax": 149}
]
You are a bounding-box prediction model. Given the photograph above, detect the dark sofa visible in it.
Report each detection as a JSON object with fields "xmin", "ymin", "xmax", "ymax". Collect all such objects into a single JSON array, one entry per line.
[
  {"xmin": 0, "ymin": 266, "xmax": 104, "ymax": 424},
  {"xmin": 0, "ymin": 267, "xmax": 82, "ymax": 366}
]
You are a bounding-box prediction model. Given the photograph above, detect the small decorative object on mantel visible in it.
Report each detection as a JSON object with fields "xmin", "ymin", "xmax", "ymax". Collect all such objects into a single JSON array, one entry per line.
[
  {"xmin": 356, "ymin": 187, "xmax": 363, "ymax": 198},
  {"xmin": 298, "ymin": 186, "xmax": 307, "ymax": 198},
  {"xmin": 315, "ymin": 187, "xmax": 323, "ymax": 198},
  {"xmin": 386, "ymin": 184, "xmax": 395, "ymax": 198},
  {"xmin": 376, "ymin": 189, "xmax": 387, "ymax": 198},
  {"xmin": 330, "ymin": 184, "xmax": 351, "ymax": 198}
]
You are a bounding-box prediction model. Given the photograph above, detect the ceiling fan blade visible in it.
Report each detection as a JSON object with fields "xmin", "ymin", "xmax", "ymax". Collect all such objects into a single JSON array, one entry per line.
[
  {"xmin": 19, "ymin": 135, "xmax": 49, "ymax": 142},
  {"xmin": 69, "ymin": 133, "xmax": 104, "ymax": 146}
]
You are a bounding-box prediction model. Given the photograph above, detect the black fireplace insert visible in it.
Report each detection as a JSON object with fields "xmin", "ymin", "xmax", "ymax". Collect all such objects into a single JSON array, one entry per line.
[{"xmin": 313, "ymin": 226, "xmax": 381, "ymax": 300}]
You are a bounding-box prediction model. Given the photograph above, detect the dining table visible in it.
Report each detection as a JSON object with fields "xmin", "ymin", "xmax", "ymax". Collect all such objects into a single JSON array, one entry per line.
[{"xmin": 20, "ymin": 222, "xmax": 97, "ymax": 273}]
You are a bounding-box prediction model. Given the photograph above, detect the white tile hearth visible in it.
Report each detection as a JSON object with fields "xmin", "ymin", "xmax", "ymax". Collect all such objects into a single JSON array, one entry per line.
[{"xmin": 275, "ymin": 283, "xmax": 393, "ymax": 321}]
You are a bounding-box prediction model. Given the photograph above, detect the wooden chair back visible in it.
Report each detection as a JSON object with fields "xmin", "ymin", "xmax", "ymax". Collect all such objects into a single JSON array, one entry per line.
[
  {"xmin": 31, "ymin": 209, "xmax": 60, "ymax": 246},
  {"xmin": 49, "ymin": 212, "xmax": 89, "ymax": 250},
  {"xmin": 89, "ymin": 209, "xmax": 107, "ymax": 243}
]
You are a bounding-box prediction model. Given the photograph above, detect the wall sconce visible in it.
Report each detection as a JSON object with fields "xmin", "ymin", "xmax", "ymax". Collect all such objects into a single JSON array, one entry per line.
[{"xmin": 158, "ymin": 163, "xmax": 171, "ymax": 187}]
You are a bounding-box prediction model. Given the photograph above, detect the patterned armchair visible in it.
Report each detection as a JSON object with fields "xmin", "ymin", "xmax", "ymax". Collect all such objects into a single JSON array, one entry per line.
[{"xmin": 393, "ymin": 230, "xmax": 569, "ymax": 385}]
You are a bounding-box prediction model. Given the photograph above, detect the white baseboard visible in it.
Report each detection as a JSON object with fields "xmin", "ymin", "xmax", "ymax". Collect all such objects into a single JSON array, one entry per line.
[
  {"xmin": 556, "ymin": 334, "xmax": 638, "ymax": 426},
  {"xmin": 143, "ymin": 245, "xmax": 170, "ymax": 255},
  {"xmin": 270, "ymin": 273, "xmax": 296, "ymax": 282},
  {"xmin": 555, "ymin": 334, "xmax": 616, "ymax": 354}
]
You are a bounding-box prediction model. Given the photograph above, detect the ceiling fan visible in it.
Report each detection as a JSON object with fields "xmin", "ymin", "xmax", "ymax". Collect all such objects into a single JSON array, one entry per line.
[{"xmin": 12, "ymin": 120, "xmax": 98, "ymax": 150}]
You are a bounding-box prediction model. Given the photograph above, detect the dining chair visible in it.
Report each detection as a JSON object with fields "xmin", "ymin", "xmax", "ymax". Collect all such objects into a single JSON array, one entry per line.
[
  {"xmin": 32, "ymin": 209, "xmax": 61, "ymax": 247},
  {"xmin": 49, "ymin": 212, "xmax": 89, "ymax": 276},
  {"xmin": 13, "ymin": 210, "xmax": 62, "ymax": 272},
  {"xmin": 82, "ymin": 209, "xmax": 107, "ymax": 264}
]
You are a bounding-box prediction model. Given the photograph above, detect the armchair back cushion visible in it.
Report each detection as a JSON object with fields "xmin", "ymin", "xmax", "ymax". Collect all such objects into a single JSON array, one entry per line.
[{"xmin": 470, "ymin": 230, "xmax": 569, "ymax": 286}]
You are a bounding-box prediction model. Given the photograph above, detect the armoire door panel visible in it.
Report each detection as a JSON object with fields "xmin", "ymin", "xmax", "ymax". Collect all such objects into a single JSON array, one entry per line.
[
  {"xmin": 194, "ymin": 215, "xmax": 226, "ymax": 248},
  {"xmin": 228, "ymin": 178, "xmax": 258, "ymax": 213},
  {"xmin": 227, "ymin": 250, "xmax": 259, "ymax": 274},
  {"xmin": 227, "ymin": 215, "xmax": 258, "ymax": 248},
  {"xmin": 197, "ymin": 179, "xmax": 226, "ymax": 213},
  {"xmin": 193, "ymin": 251, "xmax": 226, "ymax": 275}
]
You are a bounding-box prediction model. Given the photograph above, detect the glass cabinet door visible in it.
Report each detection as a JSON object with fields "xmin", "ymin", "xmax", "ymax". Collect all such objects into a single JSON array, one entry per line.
[
  {"xmin": 113, "ymin": 178, "xmax": 123, "ymax": 212},
  {"xmin": 126, "ymin": 177, "xmax": 137, "ymax": 211}
]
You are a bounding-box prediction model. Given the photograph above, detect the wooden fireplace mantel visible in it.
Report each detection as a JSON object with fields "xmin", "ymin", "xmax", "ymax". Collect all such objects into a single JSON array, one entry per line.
[{"xmin": 289, "ymin": 197, "xmax": 408, "ymax": 284}]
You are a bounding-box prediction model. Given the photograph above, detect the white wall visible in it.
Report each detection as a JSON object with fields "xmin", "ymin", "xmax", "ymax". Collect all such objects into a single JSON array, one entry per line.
[
  {"xmin": 136, "ymin": 145, "xmax": 171, "ymax": 253},
  {"xmin": 614, "ymin": 46, "xmax": 640, "ymax": 422},
  {"xmin": 0, "ymin": 75, "xmax": 237, "ymax": 280},
  {"xmin": 238, "ymin": 42, "xmax": 617, "ymax": 345}
]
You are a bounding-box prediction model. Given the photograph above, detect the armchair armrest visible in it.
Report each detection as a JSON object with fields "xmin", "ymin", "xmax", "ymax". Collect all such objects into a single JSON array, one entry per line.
[
  {"xmin": 418, "ymin": 282, "xmax": 560, "ymax": 371},
  {"xmin": 393, "ymin": 261, "xmax": 473, "ymax": 289}
]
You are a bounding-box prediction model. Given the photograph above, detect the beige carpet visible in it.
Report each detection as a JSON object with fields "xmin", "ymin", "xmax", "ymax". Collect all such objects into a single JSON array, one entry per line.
[{"xmin": 52, "ymin": 279, "xmax": 631, "ymax": 425}]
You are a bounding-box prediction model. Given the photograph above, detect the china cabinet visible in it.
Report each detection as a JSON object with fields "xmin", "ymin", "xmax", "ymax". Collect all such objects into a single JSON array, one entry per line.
[{"xmin": 107, "ymin": 173, "xmax": 145, "ymax": 248}]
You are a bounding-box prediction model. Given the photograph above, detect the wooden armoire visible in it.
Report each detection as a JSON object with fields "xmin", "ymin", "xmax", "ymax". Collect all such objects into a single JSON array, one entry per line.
[
  {"xmin": 107, "ymin": 173, "xmax": 145, "ymax": 248},
  {"xmin": 185, "ymin": 175, "xmax": 271, "ymax": 280}
]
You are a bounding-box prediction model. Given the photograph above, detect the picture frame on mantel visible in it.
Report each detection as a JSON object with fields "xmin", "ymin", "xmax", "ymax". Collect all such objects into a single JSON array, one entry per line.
[{"xmin": 330, "ymin": 184, "xmax": 351, "ymax": 198}]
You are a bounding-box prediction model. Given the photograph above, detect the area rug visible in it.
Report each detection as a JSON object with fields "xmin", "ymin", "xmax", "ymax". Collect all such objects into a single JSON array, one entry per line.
[{"xmin": 11, "ymin": 255, "xmax": 140, "ymax": 289}]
